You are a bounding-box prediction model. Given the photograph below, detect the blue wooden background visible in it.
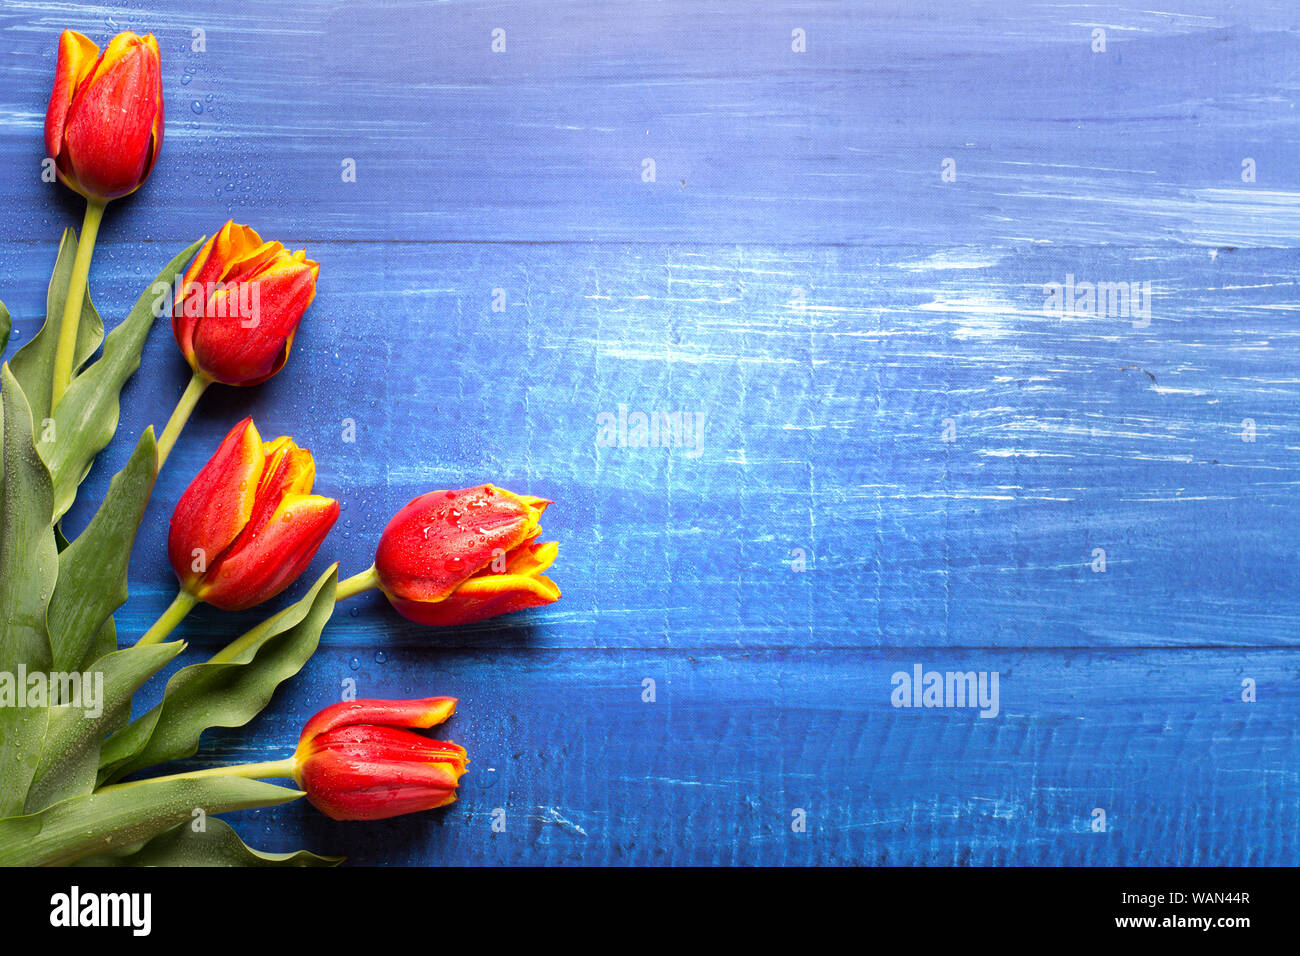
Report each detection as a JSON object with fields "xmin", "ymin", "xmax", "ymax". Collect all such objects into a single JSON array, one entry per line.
[{"xmin": 2, "ymin": 0, "xmax": 1299, "ymax": 865}]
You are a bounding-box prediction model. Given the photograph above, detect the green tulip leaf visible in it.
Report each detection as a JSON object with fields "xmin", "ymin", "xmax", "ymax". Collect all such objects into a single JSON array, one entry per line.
[
  {"xmin": 0, "ymin": 364, "xmax": 58, "ymax": 818},
  {"xmin": 43, "ymin": 236, "xmax": 204, "ymax": 521},
  {"xmin": 0, "ymin": 300, "xmax": 10, "ymax": 355},
  {"xmin": 25, "ymin": 641, "xmax": 185, "ymax": 813},
  {"xmin": 77, "ymin": 620, "xmax": 134, "ymax": 744},
  {"xmin": 9, "ymin": 228, "xmax": 106, "ymax": 428},
  {"xmin": 78, "ymin": 616, "xmax": 118, "ymax": 672},
  {"xmin": 71, "ymin": 816, "xmax": 341, "ymax": 867},
  {"xmin": 47, "ymin": 428, "xmax": 158, "ymax": 673},
  {"xmin": 0, "ymin": 774, "xmax": 303, "ymax": 867},
  {"xmin": 98, "ymin": 566, "xmax": 339, "ymax": 784}
]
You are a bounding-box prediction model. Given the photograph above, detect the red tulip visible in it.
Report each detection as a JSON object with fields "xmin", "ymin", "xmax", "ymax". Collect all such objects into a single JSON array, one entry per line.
[
  {"xmin": 173, "ymin": 221, "xmax": 319, "ymax": 386},
  {"xmin": 374, "ymin": 485, "xmax": 559, "ymax": 626},
  {"xmin": 293, "ymin": 697, "xmax": 466, "ymax": 821},
  {"xmin": 168, "ymin": 417, "xmax": 339, "ymax": 610},
  {"xmin": 45, "ymin": 30, "xmax": 163, "ymax": 202}
]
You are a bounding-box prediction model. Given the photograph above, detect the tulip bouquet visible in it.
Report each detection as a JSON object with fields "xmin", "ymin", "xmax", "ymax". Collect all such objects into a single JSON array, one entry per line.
[{"xmin": 0, "ymin": 30, "xmax": 559, "ymax": 866}]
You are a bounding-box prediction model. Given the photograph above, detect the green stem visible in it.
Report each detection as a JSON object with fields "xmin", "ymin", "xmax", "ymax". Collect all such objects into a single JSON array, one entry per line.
[
  {"xmin": 155, "ymin": 369, "xmax": 211, "ymax": 468},
  {"xmin": 335, "ymin": 564, "xmax": 381, "ymax": 602},
  {"xmin": 135, "ymin": 590, "xmax": 199, "ymax": 646},
  {"xmin": 97, "ymin": 757, "xmax": 299, "ymax": 795},
  {"xmin": 50, "ymin": 198, "xmax": 106, "ymax": 409}
]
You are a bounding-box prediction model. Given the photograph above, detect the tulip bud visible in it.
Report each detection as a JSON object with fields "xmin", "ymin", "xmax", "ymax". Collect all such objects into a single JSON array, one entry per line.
[
  {"xmin": 374, "ymin": 485, "xmax": 560, "ymax": 626},
  {"xmin": 293, "ymin": 697, "xmax": 466, "ymax": 821},
  {"xmin": 168, "ymin": 417, "xmax": 339, "ymax": 610},
  {"xmin": 45, "ymin": 30, "xmax": 164, "ymax": 202},
  {"xmin": 173, "ymin": 221, "xmax": 320, "ymax": 386}
]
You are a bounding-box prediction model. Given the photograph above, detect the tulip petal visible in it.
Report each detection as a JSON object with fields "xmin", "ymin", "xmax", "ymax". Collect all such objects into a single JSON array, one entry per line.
[
  {"xmin": 170, "ymin": 426, "xmax": 339, "ymax": 611},
  {"xmin": 173, "ymin": 225, "xmax": 225, "ymax": 357},
  {"xmin": 389, "ymin": 572, "xmax": 561, "ymax": 627},
  {"xmin": 182, "ymin": 222, "xmax": 253, "ymax": 295},
  {"xmin": 298, "ymin": 697, "xmax": 459, "ymax": 746},
  {"xmin": 172, "ymin": 222, "xmax": 319, "ymax": 386},
  {"xmin": 175, "ymin": 222, "xmax": 269, "ymax": 358},
  {"xmin": 519, "ymin": 495, "xmax": 552, "ymax": 517},
  {"xmin": 167, "ymin": 418, "xmax": 263, "ymax": 593},
  {"xmin": 61, "ymin": 32, "xmax": 162, "ymax": 199},
  {"xmin": 142, "ymin": 34, "xmax": 163, "ymax": 182},
  {"xmin": 308, "ymin": 726, "xmax": 467, "ymax": 770},
  {"xmin": 298, "ymin": 726, "xmax": 467, "ymax": 821},
  {"xmin": 467, "ymin": 538, "xmax": 558, "ymax": 579},
  {"xmin": 44, "ymin": 31, "xmax": 99, "ymax": 162},
  {"xmin": 189, "ymin": 252, "xmax": 319, "ymax": 386},
  {"xmin": 374, "ymin": 485, "xmax": 541, "ymax": 604},
  {"xmin": 506, "ymin": 539, "xmax": 559, "ymax": 576},
  {"xmin": 196, "ymin": 493, "xmax": 339, "ymax": 610},
  {"xmin": 247, "ymin": 438, "xmax": 315, "ymax": 527}
]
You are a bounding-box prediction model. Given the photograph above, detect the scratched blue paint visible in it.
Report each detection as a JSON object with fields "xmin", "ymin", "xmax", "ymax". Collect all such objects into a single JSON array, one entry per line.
[{"xmin": 1, "ymin": 1, "xmax": 1298, "ymax": 865}]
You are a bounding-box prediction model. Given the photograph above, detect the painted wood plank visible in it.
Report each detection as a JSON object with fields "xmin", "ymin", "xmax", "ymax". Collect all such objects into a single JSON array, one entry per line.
[
  {"xmin": 4, "ymin": 240, "xmax": 1296, "ymax": 651},
  {"xmin": 1, "ymin": 2, "xmax": 1299, "ymax": 245},
  {"xmin": 193, "ymin": 646, "xmax": 1299, "ymax": 866}
]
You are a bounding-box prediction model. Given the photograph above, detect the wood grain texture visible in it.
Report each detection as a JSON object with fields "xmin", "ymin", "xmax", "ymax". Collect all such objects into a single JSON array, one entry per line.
[{"xmin": 1, "ymin": 1, "xmax": 1297, "ymax": 865}]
